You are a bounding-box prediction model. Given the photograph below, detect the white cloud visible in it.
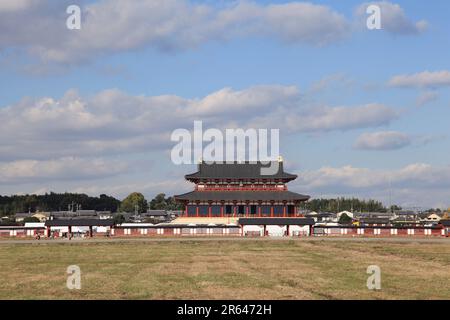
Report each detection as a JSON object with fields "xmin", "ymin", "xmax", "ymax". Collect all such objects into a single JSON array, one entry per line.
[
  {"xmin": 356, "ymin": 1, "xmax": 427, "ymax": 34},
  {"xmin": 0, "ymin": 86, "xmax": 398, "ymax": 160},
  {"xmin": 0, "ymin": 0, "xmax": 38, "ymax": 12},
  {"xmin": 416, "ymin": 90, "xmax": 439, "ymax": 106},
  {"xmin": 388, "ymin": 70, "xmax": 450, "ymax": 88},
  {"xmin": 0, "ymin": 0, "xmax": 350, "ymax": 64},
  {"xmin": 307, "ymin": 73, "xmax": 354, "ymax": 94},
  {"xmin": 0, "ymin": 1, "xmax": 428, "ymax": 66},
  {"xmin": 0, "ymin": 157, "xmax": 128, "ymax": 184},
  {"xmin": 296, "ymin": 163, "xmax": 450, "ymax": 208},
  {"xmin": 354, "ymin": 131, "xmax": 411, "ymax": 150},
  {"xmin": 292, "ymin": 104, "xmax": 398, "ymax": 132}
]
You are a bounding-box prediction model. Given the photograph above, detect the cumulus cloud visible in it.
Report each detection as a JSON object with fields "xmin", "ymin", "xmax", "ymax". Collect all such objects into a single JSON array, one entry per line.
[
  {"xmin": 356, "ymin": 1, "xmax": 427, "ymax": 34},
  {"xmin": 307, "ymin": 73, "xmax": 354, "ymax": 94},
  {"xmin": 0, "ymin": 0, "xmax": 350, "ymax": 64},
  {"xmin": 0, "ymin": 86, "xmax": 399, "ymax": 160},
  {"xmin": 388, "ymin": 70, "xmax": 450, "ymax": 88},
  {"xmin": 416, "ymin": 90, "xmax": 439, "ymax": 107},
  {"xmin": 293, "ymin": 104, "xmax": 398, "ymax": 132},
  {"xmin": 354, "ymin": 131, "xmax": 411, "ymax": 150},
  {"xmin": 0, "ymin": 157, "xmax": 128, "ymax": 184},
  {"xmin": 296, "ymin": 163, "xmax": 450, "ymax": 208},
  {"xmin": 0, "ymin": 0, "xmax": 39, "ymax": 12}
]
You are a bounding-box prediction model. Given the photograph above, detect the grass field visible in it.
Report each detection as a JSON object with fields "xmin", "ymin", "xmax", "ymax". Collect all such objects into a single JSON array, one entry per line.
[{"xmin": 0, "ymin": 239, "xmax": 449, "ymax": 299}]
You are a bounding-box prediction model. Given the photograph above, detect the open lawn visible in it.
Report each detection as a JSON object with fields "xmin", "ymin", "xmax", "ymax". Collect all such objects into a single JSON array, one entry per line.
[{"xmin": 0, "ymin": 239, "xmax": 449, "ymax": 299}]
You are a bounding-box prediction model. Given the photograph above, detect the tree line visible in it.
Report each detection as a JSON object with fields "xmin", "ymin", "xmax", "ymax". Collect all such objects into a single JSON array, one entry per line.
[
  {"xmin": 0, "ymin": 192, "xmax": 183, "ymax": 217},
  {"xmin": 0, "ymin": 193, "xmax": 121, "ymax": 216},
  {"xmin": 303, "ymin": 197, "xmax": 401, "ymax": 213},
  {"xmin": 0, "ymin": 192, "xmax": 402, "ymax": 217},
  {"xmin": 119, "ymin": 192, "xmax": 183, "ymax": 213}
]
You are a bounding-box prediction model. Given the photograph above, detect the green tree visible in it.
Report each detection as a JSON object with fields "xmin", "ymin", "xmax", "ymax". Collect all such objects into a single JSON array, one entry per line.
[
  {"xmin": 0, "ymin": 192, "xmax": 121, "ymax": 216},
  {"xmin": 149, "ymin": 193, "xmax": 167, "ymax": 210},
  {"xmin": 113, "ymin": 213, "xmax": 125, "ymax": 225},
  {"xmin": 305, "ymin": 197, "xmax": 388, "ymax": 213},
  {"xmin": 390, "ymin": 205, "xmax": 402, "ymax": 212},
  {"xmin": 338, "ymin": 213, "xmax": 352, "ymax": 225},
  {"xmin": 149, "ymin": 193, "xmax": 184, "ymax": 210},
  {"xmin": 120, "ymin": 192, "xmax": 147, "ymax": 213}
]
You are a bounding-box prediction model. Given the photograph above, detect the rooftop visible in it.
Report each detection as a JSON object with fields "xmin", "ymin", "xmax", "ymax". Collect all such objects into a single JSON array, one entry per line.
[
  {"xmin": 185, "ymin": 161, "xmax": 298, "ymax": 182},
  {"xmin": 175, "ymin": 190, "xmax": 310, "ymax": 202},
  {"xmin": 238, "ymin": 217, "xmax": 315, "ymax": 226},
  {"xmin": 440, "ymin": 220, "xmax": 450, "ymax": 227},
  {"xmin": 45, "ymin": 219, "xmax": 114, "ymax": 227}
]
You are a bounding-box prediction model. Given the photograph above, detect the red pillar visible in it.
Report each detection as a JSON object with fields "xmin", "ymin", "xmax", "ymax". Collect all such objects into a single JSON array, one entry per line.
[
  {"xmin": 185, "ymin": 204, "xmax": 188, "ymax": 217},
  {"xmin": 270, "ymin": 205, "xmax": 274, "ymax": 217},
  {"xmin": 283, "ymin": 205, "xmax": 286, "ymax": 217},
  {"xmin": 220, "ymin": 205, "xmax": 224, "ymax": 217},
  {"xmin": 196, "ymin": 205, "xmax": 199, "ymax": 217},
  {"xmin": 208, "ymin": 204, "xmax": 212, "ymax": 217},
  {"xmin": 258, "ymin": 206, "xmax": 261, "ymax": 217}
]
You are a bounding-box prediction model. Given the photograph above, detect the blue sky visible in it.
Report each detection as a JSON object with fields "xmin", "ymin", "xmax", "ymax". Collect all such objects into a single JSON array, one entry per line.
[{"xmin": 0, "ymin": 0, "xmax": 449, "ymax": 209}]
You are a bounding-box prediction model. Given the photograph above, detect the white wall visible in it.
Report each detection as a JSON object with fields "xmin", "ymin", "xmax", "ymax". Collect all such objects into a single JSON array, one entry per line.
[{"xmin": 243, "ymin": 225, "xmax": 263, "ymax": 236}]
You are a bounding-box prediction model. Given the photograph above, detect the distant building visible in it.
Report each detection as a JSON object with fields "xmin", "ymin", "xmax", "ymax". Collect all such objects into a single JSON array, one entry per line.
[
  {"xmin": 305, "ymin": 212, "xmax": 336, "ymax": 223},
  {"xmin": 97, "ymin": 211, "xmax": 113, "ymax": 219},
  {"xmin": 15, "ymin": 212, "xmax": 51, "ymax": 222},
  {"xmin": 14, "ymin": 212, "xmax": 32, "ymax": 222},
  {"xmin": 392, "ymin": 215, "xmax": 420, "ymax": 226},
  {"xmin": 358, "ymin": 217, "xmax": 391, "ymax": 227},
  {"xmin": 337, "ymin": 211, "xmax": 354, "ymax": 220},
  {"xmin": 142, "ymin": 210, "xmax": 169, "ymax": 221},
  {"xmin": 49, "ymin": 209, "xmax": 112, "ymax": 221},
  {"xmin": 32, "ymin": 212, "xmax": 50, "ymax": 222},
  {"xmin": 421, "ymin": 213, "xmax": 444, "ymax": 224}
]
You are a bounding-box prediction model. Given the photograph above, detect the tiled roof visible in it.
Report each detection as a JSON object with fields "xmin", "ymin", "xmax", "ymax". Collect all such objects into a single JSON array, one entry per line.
[
  {"xmin": 185, "ymin": 161, "xmax": 297, "ymax": 181},
  {"xmin": 440, "ymin": 220, "xmax": 450, "ymax": 227},
  {"xmin": 175, "ymin": 190, "xmax": 310, "ymax": 202},
  {"xmin": 45, "ymin": 219, "xmax": 114, "ymax": 227},
  {"xmin": 238, "ymin": 217, "xmax": 315, "ymax": 225}
]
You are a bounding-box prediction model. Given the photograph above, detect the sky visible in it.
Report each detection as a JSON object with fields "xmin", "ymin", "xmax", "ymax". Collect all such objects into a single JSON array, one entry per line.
[{"xmin": 0, "ymin": 0, "xmax": 450, "ymax": 209}]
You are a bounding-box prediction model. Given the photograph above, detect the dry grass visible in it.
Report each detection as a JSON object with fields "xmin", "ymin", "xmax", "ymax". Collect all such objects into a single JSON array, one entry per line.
[{"xmin": 0, "ymin": 239, "xmax": 449, "ymax": 299}]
